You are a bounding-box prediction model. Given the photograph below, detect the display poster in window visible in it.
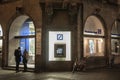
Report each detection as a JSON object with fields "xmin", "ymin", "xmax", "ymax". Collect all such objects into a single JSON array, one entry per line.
[{"xmin": 89, "ymin": 40, "xmax": 95, "ymax": 54}]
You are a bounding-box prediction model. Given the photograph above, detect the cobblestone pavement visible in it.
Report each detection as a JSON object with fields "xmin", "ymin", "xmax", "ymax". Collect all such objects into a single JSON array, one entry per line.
[{"xmin": 0, "ymin": 68, "xmax": 120, "ymax": 80}]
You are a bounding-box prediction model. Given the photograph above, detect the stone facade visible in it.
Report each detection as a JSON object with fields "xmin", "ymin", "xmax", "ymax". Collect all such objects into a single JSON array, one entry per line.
[{"xmin": 0, "ymin": 0, "xmax": 120, "ymax": 72}]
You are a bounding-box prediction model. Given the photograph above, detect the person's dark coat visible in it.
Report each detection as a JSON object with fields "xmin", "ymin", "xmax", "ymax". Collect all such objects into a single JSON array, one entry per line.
[{"xmin": 14, "ymin": 49, "xmax": 21, "ymax": 63}]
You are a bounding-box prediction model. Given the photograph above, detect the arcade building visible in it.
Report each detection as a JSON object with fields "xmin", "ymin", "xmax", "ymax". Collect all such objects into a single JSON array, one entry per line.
[{"xmin": 0, "ymin": 0, "xmax": 120, "ymax": 72}]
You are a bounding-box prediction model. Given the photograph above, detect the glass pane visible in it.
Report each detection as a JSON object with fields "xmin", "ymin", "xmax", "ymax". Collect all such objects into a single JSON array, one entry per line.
[
  {"xmin": 20, "ymin": 20, "xmax": 35, "ymax": 36},
  {"xmin": 28, "ymin": 38, "xmax": 35, "ymax": 64},
  {"xmin": 84, "ymin": 37, "xmax": 104, "ymax": 57},
  {"xmin": 89, "ymin": 39, "xmax": 95, "ymax": 54},
  {"xmin": 111, "ymin": 39, "xmax": 120, "ymax": 54},
  {"xmin": 84, "ymin": 16, "xmax": 104, "ymax": 36}
]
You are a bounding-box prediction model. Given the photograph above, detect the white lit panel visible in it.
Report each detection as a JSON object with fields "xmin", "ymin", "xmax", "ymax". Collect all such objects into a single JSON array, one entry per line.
[{"xmin": 49, "ymin": 31, "xmax": 71, "ymax": 61}]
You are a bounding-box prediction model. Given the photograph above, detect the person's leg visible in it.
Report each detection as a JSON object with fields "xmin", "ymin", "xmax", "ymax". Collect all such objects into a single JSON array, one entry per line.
[
  {"xmin": 16, "ymin": 62, "xmax": 19, "ymax": 72},
  {"xmin": 110, "ymin": 59, "xmax": 113, "ymax": 68},
  {"xmin": 72, "ymin": 64, "xmax": 76, "ymax": 73},
  {"xmin": 24, "ymin": 62, "xmax": 27, "ymax": 71},
  {"xmin": 23, "ymin": 59, "xmax": 27, "ymax": 72},
  {"xmin": 16, "ymin": 62, "xmax": 18, "ymax": 71}
]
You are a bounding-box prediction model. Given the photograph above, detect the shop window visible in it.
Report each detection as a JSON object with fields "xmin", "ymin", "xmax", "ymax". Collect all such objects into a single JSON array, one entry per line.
[
  {"xmin": 84, "ymin": 15, "xmax": 105, "ymax": 57},
  {"xmin": 84, "ymin": 16, "xmax": 104, "ymax": 36},
  {"xmin": 20, "ymin": 20, "xmax": 35, "ymax": 63},
  {"xmin": 8, "ymin": 16, "xmax": 35, "ymax": 68},
  {"xmin": 84, "ymin": 38, "xmax": 104, "ymax": 57},
  {"xmin": 111, "ymin": 20, "xmax": 120, "ymax": 55}
]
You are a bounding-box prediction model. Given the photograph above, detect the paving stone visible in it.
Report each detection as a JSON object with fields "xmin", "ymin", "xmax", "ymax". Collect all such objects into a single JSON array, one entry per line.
[{"xmin": 0, "ymin": 68, "xmax": 120, "ymax": 80}]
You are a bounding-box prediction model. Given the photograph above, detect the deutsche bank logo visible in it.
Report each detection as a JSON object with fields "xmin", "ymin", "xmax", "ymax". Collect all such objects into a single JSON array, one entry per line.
[{"xmin": 57, "ymin": 34, "xmax": 63, "ymax": 40}]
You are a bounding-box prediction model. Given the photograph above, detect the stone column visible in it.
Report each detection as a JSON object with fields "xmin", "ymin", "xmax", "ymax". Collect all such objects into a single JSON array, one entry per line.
[
  {"xmin": 35, "ymin": 28, "xmax": 43, "ymax": 72},
  {"xmin": 77, "ymin": 4, "xmax": 83, "ymax": 61},
  {"xmin": 106, "ymin": 30, "xmax": 111, "ymax": 65}
]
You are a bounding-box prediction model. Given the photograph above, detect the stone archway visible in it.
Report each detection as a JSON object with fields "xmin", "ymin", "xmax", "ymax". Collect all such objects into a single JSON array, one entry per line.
[
  {"xmin": 84, "ymin": 15, "xmax": 105, "ymax": 57},
  {"xmin": 8, "ymin": 15, "xmax": 35, "ymax": 69}
]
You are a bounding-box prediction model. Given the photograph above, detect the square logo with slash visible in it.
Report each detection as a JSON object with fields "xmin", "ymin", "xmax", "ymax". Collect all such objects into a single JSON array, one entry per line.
[{"xmin": 57, "ymin": 34, "xmax": 63, "ymax": 40}]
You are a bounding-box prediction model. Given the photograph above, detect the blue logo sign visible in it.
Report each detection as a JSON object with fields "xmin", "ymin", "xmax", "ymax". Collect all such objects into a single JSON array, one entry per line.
[{"xmin": 57, "ymin": 34, "xmax": 63, "ymax": 40}]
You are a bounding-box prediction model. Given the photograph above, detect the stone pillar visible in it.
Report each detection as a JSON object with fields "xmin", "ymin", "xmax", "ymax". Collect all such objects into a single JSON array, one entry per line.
[
  {"xmin": 106, "ymin": 30, "xmax": 111, "ymax": 64},
  {"xmin": 2, "ymin": 25, "xmax": 8, "ymax": 68},
  {"xmin": 77, "ymin": 4, "xmax": 83, "ymax": 61},
  {"xmin": 35, "ymin": 28, "xmax": 43, "ymax": 72}
]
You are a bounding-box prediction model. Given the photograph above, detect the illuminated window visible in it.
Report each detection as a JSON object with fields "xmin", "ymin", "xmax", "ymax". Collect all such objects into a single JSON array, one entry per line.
[
  {"xmin": 84, "ymin": 38, "xmax": 104, "ymax": 57},
  {"xmin": 49, "ymin": 31, "xmax": 71, "ymax": 61},
  {"xmin": 111, "ymin": 20, "xmax": 120, "ymax": 54},
  {"xmin": 84, "ymin": 16, "xmax": 105, "ymax": 57},
  {"xmin": 20, "ymin": 20, "xmax": 35, "ymax": 63}
]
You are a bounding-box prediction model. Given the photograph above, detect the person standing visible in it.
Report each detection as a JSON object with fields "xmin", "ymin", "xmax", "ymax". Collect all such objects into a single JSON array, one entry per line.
[
  {"xmin": 22, "ymin": 49, "xmax": 29, "ymax": 72},
  {"xmin": 14, "ymin": 47, "xmax": 21, "ymax": 73}
]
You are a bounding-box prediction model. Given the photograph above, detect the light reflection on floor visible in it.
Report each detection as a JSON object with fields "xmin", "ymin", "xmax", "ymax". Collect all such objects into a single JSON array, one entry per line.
[{"xmin": 10, "ymin": 64, "xmax": 35, "ymax": 68}]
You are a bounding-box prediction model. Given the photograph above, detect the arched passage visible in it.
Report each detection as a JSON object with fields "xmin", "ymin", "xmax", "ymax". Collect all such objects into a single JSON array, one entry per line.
[
  {"xmin": 111, "ymin": 19, "xmax": 120, "ymax": 64},
  {"xmin": 8, "ymin": 15, "xmax": 35, "ymax": 69},
  {"xmin": 84, "ymin": 15, "xmax": 105, "ymax": 57}
]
